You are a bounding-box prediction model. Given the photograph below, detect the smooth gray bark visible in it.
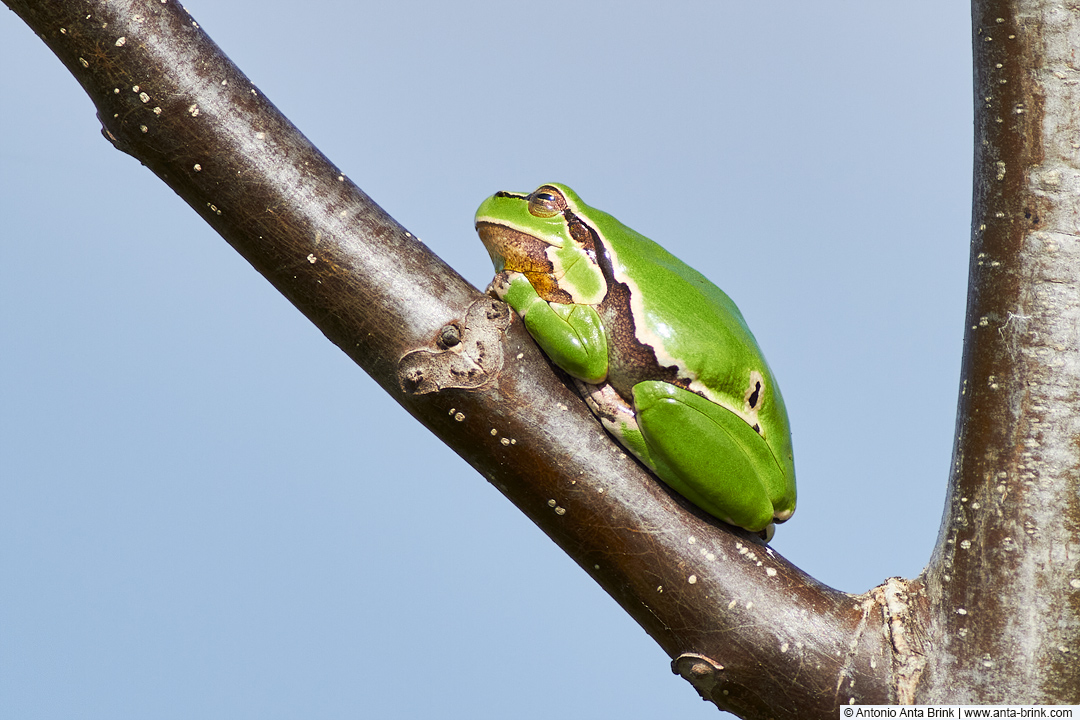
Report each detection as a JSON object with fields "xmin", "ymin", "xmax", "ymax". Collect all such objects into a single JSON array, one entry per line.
[{"xmin": 917, "ymin": 1, "xmax": 1080, "ymax": 703}]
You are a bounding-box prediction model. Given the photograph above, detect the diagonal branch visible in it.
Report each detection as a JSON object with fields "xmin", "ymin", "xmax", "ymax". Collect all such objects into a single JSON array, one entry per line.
[{"xmin": 4, "ymin": 0, "xmax": 914, "ymax": 716}]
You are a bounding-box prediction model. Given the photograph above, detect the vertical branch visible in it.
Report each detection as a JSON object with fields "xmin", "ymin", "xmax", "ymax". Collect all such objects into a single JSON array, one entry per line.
[{"xmin": 921, "ymin": 0, "xmax": 1080, "ymax": 702}]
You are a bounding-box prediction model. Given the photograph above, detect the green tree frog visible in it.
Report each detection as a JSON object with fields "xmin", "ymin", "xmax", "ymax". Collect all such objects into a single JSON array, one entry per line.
[{"xmin": 475, "ymin": 183, "xmax": 796, "ymax": 534}]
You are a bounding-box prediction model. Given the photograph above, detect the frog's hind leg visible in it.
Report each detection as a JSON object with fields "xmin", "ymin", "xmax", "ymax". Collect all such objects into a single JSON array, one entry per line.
[{"xmin": 632, "ymin": 380, "xmax": 781, "ymax": 533}]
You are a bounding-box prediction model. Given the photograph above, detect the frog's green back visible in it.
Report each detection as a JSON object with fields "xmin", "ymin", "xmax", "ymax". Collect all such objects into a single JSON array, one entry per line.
[
  {"xmin": 585, "ymin": 202, "xmax": 795, "ymax": 504},
  {"xmin": 586, "ymin": 205, "xmax": 763, "ymax": 387}
]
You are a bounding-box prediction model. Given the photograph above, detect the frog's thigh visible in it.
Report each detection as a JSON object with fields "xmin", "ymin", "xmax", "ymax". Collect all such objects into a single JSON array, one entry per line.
[{"xmin": 632, "ymin": 381, "xmax": 776, "ymax": 532}]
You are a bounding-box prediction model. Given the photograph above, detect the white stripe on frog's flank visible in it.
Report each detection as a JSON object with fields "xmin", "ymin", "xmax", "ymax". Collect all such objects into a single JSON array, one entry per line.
[{"xmin": 602, "ymin": 229, "xmax": 764, "ymax": 434}]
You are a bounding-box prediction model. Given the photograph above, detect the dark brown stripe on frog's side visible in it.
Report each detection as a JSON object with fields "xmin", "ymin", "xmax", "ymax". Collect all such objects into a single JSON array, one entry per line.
[{"xmin": 571, "ymin": 212, "xmax": 685, "ymax": 403}]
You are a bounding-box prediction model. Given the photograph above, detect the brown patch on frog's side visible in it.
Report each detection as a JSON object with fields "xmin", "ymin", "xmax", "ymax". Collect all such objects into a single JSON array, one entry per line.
[
  {"xmin": 565, "ymin": 212, "xmax": 598, "ymax": 260},
  {"xmin": 585, "ymin": 225, "xmax": 681, "ymax": 401}
]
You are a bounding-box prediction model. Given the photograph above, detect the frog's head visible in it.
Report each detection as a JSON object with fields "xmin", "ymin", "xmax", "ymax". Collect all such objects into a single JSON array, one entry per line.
[{"xmin": 475, "ymin": 184, "xmax": 607, "ymax": 304}]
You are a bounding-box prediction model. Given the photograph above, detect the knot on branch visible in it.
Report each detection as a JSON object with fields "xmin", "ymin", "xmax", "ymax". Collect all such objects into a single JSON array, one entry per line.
[
  {"xmin": 397, "ymin": 299, "xmax": 511, "ymax": 395},
  {"xmin": 672, "ymin": 652, "xmax": 725, "ymax": 695}
]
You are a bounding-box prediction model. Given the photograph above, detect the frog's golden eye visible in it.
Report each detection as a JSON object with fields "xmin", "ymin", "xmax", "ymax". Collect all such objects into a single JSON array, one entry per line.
[{"xmin": 527, "ymin": 185, "xmax": 568, "ymax": 218}]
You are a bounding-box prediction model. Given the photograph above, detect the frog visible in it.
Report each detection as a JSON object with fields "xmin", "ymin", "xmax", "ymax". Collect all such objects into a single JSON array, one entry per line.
[{"xmin": 475, "ymin": 183, "xmax": 795, "ymax": 534}]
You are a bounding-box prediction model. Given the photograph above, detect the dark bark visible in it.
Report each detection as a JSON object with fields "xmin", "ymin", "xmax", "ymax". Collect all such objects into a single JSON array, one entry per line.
[{"xmin": 4, "ymin": 0, "xmax": 1078, "ymax": 716}]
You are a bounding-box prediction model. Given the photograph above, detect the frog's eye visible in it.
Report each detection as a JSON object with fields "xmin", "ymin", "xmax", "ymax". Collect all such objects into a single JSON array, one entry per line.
[{"xmin": 527, "ymin": 186, "xmax": 568, "ymax": 218}]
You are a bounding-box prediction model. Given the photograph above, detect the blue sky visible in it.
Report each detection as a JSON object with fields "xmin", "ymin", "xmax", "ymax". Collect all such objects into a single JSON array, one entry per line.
[{"xmin": 1, "ymin": 2, "xmax": 971, "ymax": 717}]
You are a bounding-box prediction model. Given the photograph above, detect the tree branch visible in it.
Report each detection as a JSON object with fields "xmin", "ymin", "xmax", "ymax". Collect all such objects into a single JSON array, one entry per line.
[
  {"xmin": 919, "ymin": 0, "xmax": 1080, "ymax": 703},
  {"xmin": 21, "ymin": 0, "xmax": 1080, "ymax": 716}
]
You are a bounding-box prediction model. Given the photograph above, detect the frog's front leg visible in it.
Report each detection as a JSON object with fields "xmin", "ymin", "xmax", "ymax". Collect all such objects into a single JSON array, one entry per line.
[{"xmin": 490, "ymin": 271, "xmax": 608, "ymax": 384}]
